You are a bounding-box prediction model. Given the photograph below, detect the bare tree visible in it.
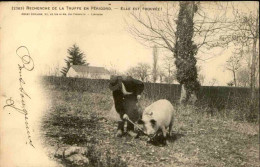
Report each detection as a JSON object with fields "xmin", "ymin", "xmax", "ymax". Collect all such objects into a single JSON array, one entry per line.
[
  {"xmin": 107, "ymin": 62, "xmax": 121, "ymax": 75},
  {"xmin": 126, "ymin": 2, "xmax": 232, "ymax": 103},
  {"xmin": 255, "ymin": 53, "xmax": 259, "ymax": 88},
  {"xmin": 127, "ymin": 2, "xmax": 233, "ymax": 57},
  {"xmin": 209, "ymin": 78, "xmax": 218, "ymax": 86},
  {"xmin": 229, "ymin": 45, "xmax": 259, "ymax": 88},
  {"xmin": 157, "ymin": 68, "xmax": 166, "ymax": 83},
  {"xmin": 126, "ymin": 66, "xmax": 139, "ymax": 79},
  {"xmin": 237, "ymin": 67, "xmax": 250, "ymax": 87},
  {"xmin": 225, "ymin": 54, "xmax": 241, "ymax": 87},
  {"xmin": 126, "ymin": 63, "xmax": 151, "ymax": 82},
  {"xmin": 241, "ymin": 47, "xmax": 259, "ymax": 88},
  {"xmin": 152, "ymin": 45, "xmax": 159, "ymax": 83},
  {"xmin": 219, "ymin": 2, "xmax": 259, "ymax": 103},
  {"xmin": 163, "ymin": 55, "xmax": 175, "ymax": 84},
  {"xmin": 227, "ymin": 80, "xmax": 234, "ymax": 87}
]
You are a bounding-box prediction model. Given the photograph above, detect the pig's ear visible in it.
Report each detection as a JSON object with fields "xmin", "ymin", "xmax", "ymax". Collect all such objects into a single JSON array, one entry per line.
[
  {"xmin": 137, "ymin": 119, "xmax": 144, "ymax": 124},
  {"xmin": 150, "ymin": 119, "xmax": 156, "ymax": 126}
]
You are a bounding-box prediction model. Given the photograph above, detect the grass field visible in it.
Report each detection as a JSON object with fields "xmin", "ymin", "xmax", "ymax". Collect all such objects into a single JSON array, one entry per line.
[{"xmin": 41, "ymin": 87, "xmax": 259, "ymax": 167}]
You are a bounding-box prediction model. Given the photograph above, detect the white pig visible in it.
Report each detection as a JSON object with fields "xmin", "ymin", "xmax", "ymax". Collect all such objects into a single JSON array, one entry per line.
[{"xmin": 138, "ymin": 99, "xmax": 174, "ymax": 141}]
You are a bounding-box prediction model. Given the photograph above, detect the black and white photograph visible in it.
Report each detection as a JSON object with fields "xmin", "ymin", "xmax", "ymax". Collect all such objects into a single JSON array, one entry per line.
[{"xmin": 0, "ymin": 1, "xmax": 259, "ymax": 167}]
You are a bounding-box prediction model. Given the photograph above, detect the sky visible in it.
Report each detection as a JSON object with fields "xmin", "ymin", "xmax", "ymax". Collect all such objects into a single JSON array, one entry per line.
[{"xmin": 1, "ymin": 1, "xmax": 258, "ymax": 86}]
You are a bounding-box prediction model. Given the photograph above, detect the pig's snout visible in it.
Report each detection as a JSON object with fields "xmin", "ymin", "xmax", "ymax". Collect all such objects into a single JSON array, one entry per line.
[
  {"xmin": 146, "ymin": 130, "xmax": 157, "ymax": 138},
  {"xmin": 142, "ymin": 130, "xmax": 154, "ymax": 137}
]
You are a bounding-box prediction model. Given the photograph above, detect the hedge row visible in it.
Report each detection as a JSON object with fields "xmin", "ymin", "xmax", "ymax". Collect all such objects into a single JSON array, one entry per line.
[{"xmin": 41, "ymin": 76, "xmax": 258, "ymax": 121}]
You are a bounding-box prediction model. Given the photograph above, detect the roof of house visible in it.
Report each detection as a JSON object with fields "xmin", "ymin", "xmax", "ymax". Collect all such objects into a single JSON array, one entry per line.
[{"xmin": 70, "ymin": 65, "xmax": 110, "ymax": 74}]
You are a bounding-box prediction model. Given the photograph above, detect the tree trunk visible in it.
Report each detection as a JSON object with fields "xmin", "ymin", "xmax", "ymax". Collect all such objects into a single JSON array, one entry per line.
[
  {"xmin": 250, "ymin": 38, "xmax": 257, "ymax": 96},
  {"xmin": 249, "ymin": 37, "xmax": 257, "ymax": 115},
  {"xmin": 250, "ymin": 14, "xmax": 258, "ymax": 96},
  {"xmin": 233, "ymin": 70, "xmax": 237, "ymax": 87},
  {"xmin": 176, "ymin": 2, "xmax": 199, "ymax": 105},
  {"xmin": 152, "ymin": 45, "xmax": 158, "ymax": 83},
  {"xmin": 160, "ymin": 75, "xmax": 163, "ymax": 83},
  {"xmin": 249, "ymin": 9, "xmax": 258, "ymax": 119},
  {"xmin": 255, "ymin": 57, "xmax": 259, "ymax": 88},
  {"xmin": 180, "ymin": 84, "xmax": 187, "ymax": 104},
  {"xmin": 180, "ymin": 84, "xmax": 197, "ymax": 105}
]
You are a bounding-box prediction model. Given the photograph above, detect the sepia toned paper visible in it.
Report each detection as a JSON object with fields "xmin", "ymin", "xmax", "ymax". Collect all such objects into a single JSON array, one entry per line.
[{"xmin": 0, "ymin": 1, "xmax": 259, "ymax": 167}]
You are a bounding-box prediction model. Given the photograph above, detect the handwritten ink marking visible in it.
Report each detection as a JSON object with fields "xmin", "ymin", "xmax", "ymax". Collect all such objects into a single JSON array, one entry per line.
[{"xmin": 3, "ymin": 46, "xmax": 35, "ymax": 148}]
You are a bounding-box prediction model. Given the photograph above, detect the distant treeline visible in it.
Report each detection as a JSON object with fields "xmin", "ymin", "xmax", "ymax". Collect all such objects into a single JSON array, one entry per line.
[{"xmin": 41, "ymin": 76, "xmax": 259, "ymax": 122}]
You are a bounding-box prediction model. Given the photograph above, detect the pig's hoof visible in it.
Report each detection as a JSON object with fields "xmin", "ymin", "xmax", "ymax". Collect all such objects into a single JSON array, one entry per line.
[
  {"xmin": 116, "ymin": 130, "xmax": 123, "ymax": 137},
  {"xmin": 161, "ymin": 137, "xmax": 167, "ymax": 145},
  {"xmin": 158, "ymin": 141, "xmax": 167, "ymax": 147},
  {"xmin": 127, "ymin": 130, "xmax": 138, "ymax": 138}
]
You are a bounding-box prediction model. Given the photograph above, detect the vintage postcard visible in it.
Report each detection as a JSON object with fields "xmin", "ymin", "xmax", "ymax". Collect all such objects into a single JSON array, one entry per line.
[{"xmin": 0, "ymin": 1, "xmax": 259, "ymax": 167}]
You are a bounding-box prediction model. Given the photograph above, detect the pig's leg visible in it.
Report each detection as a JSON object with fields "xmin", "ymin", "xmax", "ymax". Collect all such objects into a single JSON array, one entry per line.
[
  {"xmin": 169, "ymin": 120, "xmax": 173, "ymax": 137},
  {"xmin": 161, "ymin": 126, "xmax": 167, "ymax": 138},
  {"xmin": 161, "ymin": 126, "xmax": 168, "ymax": 145},
  {"xmin": 168, "ymin": 113, "xmax": 174, "ymax": 137}
]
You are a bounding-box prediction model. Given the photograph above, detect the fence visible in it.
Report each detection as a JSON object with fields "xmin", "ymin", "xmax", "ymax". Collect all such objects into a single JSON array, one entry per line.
[{"xmin": 41, "ymin": 76, "xmax": 259, "ymax": 121}]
